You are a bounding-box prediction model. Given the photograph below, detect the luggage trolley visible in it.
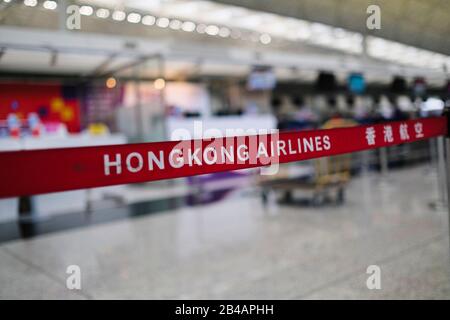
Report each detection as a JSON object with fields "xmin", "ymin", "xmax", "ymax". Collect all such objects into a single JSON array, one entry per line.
[{"xmin": 259, "ymin": 118, "xmax": 356, "ymax": 206}]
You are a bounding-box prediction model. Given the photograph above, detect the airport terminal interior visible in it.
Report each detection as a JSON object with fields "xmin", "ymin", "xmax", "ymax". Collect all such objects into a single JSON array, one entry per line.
[{"xmin": 1, "ymin": 0, "xmax": 450, "ymax": 299}]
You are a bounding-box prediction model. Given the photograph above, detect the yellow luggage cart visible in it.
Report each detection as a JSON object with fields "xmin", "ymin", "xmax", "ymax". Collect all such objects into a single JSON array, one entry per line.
[{"xmin": 259, "ymin": 117, "xmax": 356, "ymax": 206}]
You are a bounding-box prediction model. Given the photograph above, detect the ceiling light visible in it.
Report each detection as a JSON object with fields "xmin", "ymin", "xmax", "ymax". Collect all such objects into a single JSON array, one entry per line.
[
  {"xmin": 142, "ymin": 15, "xmax": 156, "ymax": 26},
  {"xmin": 156, "ymin": 17, "xmax": 170, "ymax": 28},
  {"xmin": 43, "ymin": 0, "xmax": 57, "ymax": 10},
  {"xmin": 112, "ymin": 11, "xmax": 126, "ymax": 21},
  {"xmin": 127, "ymin": 13, "xmax": 141, "ymax": 24},
  {"xmin": 238, "ymin": 14, "xmax": 263, "ymax": 29},
  {"xmin": 333, "ymin": 28, "xmax": 347, "ymax": 38},
  {"xmin": 311, "ymin": 22, "xmax": 332, "ymax": 35},
  {"xmin": 169, "ymin": 19, "xmax": 182, "ymax": 30},
  {"xmin": 205, "ymin": 25, "xmax": 219, "ymax": 36},
  {"xmin": 205, "ymin": 7, "xmax": 245, "ymax": 22},
  {"xmin": 296, "ymin": 28, "xmax": 311, "ymax": 40},
  {"xmin": 79, "ymin": 5, "xmax": 93, "ymax": 16},
  {"xmin": 196, "ymin": 24, "xmax": 207, "ymax": 34},
  {"xmin": 106, "ymin": 77, "xmax": 117, "ymax": 89},
  {"xmin": 218, "ymin": 27, "xmax": 231, "ymax": 38},
  {"xmin": 181, "ymin": 21, "xmax": 196, "ymax": 32},
  {"xmin": 428, "ymin": 53, "xmax": 445, "ymax": 69},
  {"xmin": 154, "ymin": 78, "xmax": 166, "ymax": 90},
  {"xmin": 311, "ymin": 32, "xmax": 334, "ymax": 46},
  {"xmin": 24, "ymin": 0, "xmax": 37, "ymax": 7},
  {"xmin": 260, "ymin": 33, "xmax": 271, "ymax": 44},
  {"xmin": 366, "ymin": 36, "xmax": 445, "ymax": 69},
  {"xmin": 96, "ymin": 8, "xmax": 110, "ymax": 19}
]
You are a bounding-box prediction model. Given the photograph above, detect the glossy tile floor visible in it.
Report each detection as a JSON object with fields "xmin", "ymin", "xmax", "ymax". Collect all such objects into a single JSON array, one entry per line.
[{"xmin": 1, "ymin": 164, "xmax": 450, "ymax": 299}]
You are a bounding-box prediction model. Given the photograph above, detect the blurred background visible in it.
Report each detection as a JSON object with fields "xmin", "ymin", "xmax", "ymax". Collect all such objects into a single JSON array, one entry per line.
[{"xmin": 1, "ymin": 0, "xmax": 450, "ymax": 299}]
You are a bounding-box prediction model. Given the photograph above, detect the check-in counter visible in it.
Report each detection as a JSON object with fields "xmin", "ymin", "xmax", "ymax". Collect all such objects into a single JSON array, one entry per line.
[{"xmin": 0, "ymin": 134, "xmax": 127, "ymax": 222}]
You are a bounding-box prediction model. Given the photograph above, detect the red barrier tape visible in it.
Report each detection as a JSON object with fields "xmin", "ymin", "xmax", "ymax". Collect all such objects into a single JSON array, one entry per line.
[{"xmin": 0, "ymin": 116, "xmax": 447, "ymax": 198}]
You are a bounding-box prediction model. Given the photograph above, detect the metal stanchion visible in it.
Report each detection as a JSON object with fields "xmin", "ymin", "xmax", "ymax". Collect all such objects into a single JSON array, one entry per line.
[
  {"xmin": 378, "ymin": 147, "xmax": 390, "ymax": 195},
  {"xmin": 18, "ymin": 195, "xmax": 38, "ymax": 238},
  {"xmin": 18, "ymin": 196, "xmax": 35, "ymax": 222},
  {"xmin": 429, "ymin": 137, "xmax": 437, "ymax": 169},
  {"xmin": 379, "ymin": 147, "xmax": 389, "ymax": 177},
  {"xmin": 443, "ymin": 108, "xmax": 450, "ymax": 252},
  {"xmin": 437, "ymin": 136, "xmax": 448, "ymax": 207},
  {"xmin": 443, "ymin": 143, "xmax": 450, "ymax": 264}
]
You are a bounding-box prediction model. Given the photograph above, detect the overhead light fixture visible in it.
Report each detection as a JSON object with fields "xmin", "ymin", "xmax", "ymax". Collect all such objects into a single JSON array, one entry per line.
[
  {"xmin": 259, "ymin": 33, "xmax": 271, "ymax": 44},
  {"xmin": 47, "ymin": 0, "xmax": 447, "ymax": 71},
  {"xmin": 196, "ymin": 23, "xmax": 207, "ymax": 34},
  {"xmin": 156, "ymin": 17, "xmax": 170, "ymax": 28},
  {"xmin": 24, "ymin": 0, "xmax": 37, "ymax": 7},
  {"xmin": 296, "ymin": 28, "xmax": 311, "ymax": 41},
  {"xmin": 366, "ymin": 36, "xmax": 450, "ymax": 70},
  {"xmin": 218, "ymin": 27, "xmax": 231, "ymax": 38},
  {"xmin": 205, "ymin": 25, "xmax": 219, "ymax": 36},
  {"xmin": 154, "ymin": 78, "xmax": 166, "ymax": 90},
  {"xmin": 237, "ymin": 14, "xmax": 264, "ymax": 29},
  {"xmin": 142, "ymin": 15, "xmax": 156, "ymax": 26},
  {"xmin": 127, "ymin": 13, "xmax": 141, "ymax": 24},
  {"xmin": 169, "ymin": 19, "xmax": 182, "ymax": 30},
  {"xmin": 310, "ymin": 22, "xmax": 332, "ymax": 35},
  {"xmin": 43, "ymin": 0, "xmax": 57, "ymax": 10},
  {"xmin": 112, "ymin": 10, "xmax": 126, "ymax": 21},
  {"xmin": 106, "ymin": 77, "xmax": 117, "ymax": 89},
  {"xmin": 181, "ymin": 21, "xmax": 196, "ymax": 32},
  {"xmin": 96, "ymin": 8, "xmax": 110, "ymax": 19},
  {"xmin": 23, "ymin": 0, "xmax": 445, "ymax": 71},
  {"xmin": 79, "ymin": 5, "xmax": 93, "ymax": 16}
]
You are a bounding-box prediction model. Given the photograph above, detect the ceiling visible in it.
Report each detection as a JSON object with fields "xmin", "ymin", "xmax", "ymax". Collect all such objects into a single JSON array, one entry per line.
[
  {"xmin": 213, "ymin": 0, "xmax": 450, "ymax": 56},
  {"xmin": 0, "ymin": 0, "xmax": 449, "ymax": 85}
]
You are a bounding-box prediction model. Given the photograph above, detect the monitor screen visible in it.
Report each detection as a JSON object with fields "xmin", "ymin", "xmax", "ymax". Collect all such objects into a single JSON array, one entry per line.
[
  {"xmin": 247, "ymin": 68, "xmax": 276, "ymax": 91},
  {"xmin": 348, "ymin": 73, "xmax": 365, "ymax": 94}
]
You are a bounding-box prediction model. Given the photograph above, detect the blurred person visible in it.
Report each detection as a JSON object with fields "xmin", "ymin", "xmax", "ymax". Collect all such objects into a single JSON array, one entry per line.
[
  {"xmin": 291, "ymin": 95, "xmax": 319, "ymax": 125},
  {"xmin": 378, "ymin": 95, "xmax": 395, "ymax": 120}
]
